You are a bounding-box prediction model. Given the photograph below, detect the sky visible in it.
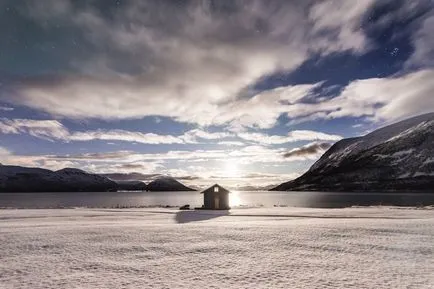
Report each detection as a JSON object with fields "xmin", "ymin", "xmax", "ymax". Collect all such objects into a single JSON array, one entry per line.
[{"xmin": 0, "ymin": 0, "xmax": 433, "ymax": 188}]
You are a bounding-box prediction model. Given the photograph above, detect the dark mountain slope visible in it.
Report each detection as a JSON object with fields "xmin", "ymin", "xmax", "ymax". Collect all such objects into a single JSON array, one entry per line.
[
  {"xmin": 0, "ymin": 166, "xmax": 117, "ymax": 192},
  {"xmin": 146, "ymin": 176, "xmax": 195, "ymax": 191},
  {"xmin": 272, "ymin": 113, "xmax": 434, "ymax": 192}
]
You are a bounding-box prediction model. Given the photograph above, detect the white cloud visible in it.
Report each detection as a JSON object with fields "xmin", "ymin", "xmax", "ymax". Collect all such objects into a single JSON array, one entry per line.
[
  {"xmin": 180, "ymin": 129, "xmax": 232, "ymax": 143},
  {"xmin": 280, "ymin": 69, "xmax": 434, "ymax": 124},
  {"xmin": 3, "ymin": 0, "xmax": 375, "ymax": 129},
  {"xmin": 0, "ymin": 106, "xmax": 14, "ymax": 111},
  {"xmin": 406, "ymin": 13, "xmax": 434, "ymax": 68},
  {"xmin": 308, "ymin": 0, "xmax": 375, "ymax": 54},
  {"xmin": 69, "ymin": 130, "xmax": 184, "ymax": 145},
  {"xmin": 0, "ymin": 118, "xmax": 69, "ymax": 141},
  {"xmin": 218, "ymin": 141, "xmax": 245, "ymax": 146},
  {"xmin": 237, "ymin": 130, "xmax": 342, "ymax": 145},
  {"xmin": 0, "ymin": 119, "xmax": 232, "ymax": 144}
]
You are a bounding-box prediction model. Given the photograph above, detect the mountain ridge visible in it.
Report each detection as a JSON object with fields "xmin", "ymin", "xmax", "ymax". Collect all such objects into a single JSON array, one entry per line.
[
  {"xmin": 272, "ymin": 113, "xmax": 434, "ymax": 192},
  {"xmin": 0, "ymin": 165, "xmax": 117, "ymax": 192}
]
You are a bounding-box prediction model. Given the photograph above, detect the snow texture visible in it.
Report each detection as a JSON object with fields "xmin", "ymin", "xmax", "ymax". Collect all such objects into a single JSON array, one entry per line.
[{"xmin": 1, "ymin": 207, "xmax": 433, "ymax": 289}]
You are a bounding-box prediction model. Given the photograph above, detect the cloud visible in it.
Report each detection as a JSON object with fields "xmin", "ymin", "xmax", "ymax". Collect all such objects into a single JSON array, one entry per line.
[
  {"xmin": 237, "ymin": 130, "xmax": 342, "ymax": 145},
  {"xmin": 46, "ymin": 144, "xmax": 314, "ymax": 166},
  {"xmin": 0, "ymin": 118, "xmax": 69, "ymax": 141},
  {"xmin": 0, "ymin": 119, "xmax": 232, "ymax": 144},
  {"xmin": 69, "ymin": 130, "xmax": 185, "ymax": 144},
  {"xmin": 0, "ymin": 145, "xmax": 311, "ymax": 187},
  {"xmin": 281, "ymin": 69, "xmax": 434, "ymax": 124},
  {"xmin": 53, "ymin": 151, "xmax": 134, "ymax": 160},
  {"xmin": 218, "ymin": 141, "xmax": 245, "ymax": 146},
  {"xmin": 179, "ymin": 129, "xmax": 232, "ymax": 143},
  {"xmin": 283, "ymin": 142, "xmax": 332, "ymax": 158},
  {"xmin": 107, "ymin": 162, "xmax": 164, "ymax": 173},
  {"xmin": 406, "ymin": 13, "xmax": 434, "ymax": 68},
  {"xmin": 0, "ymin": 106, "xmax": 14, "ymax": 111},
  {"xmin": 2, "ymin": 0, "xmax": 375, "ymax": 129}
]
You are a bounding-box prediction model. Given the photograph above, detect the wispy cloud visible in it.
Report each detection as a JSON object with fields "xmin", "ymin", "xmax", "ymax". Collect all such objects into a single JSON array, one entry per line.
[
  {"xmin": 0, "ymin": 119, "xmax": 232, "ymax": 144},
  {"xmin": 0, "ymin": 118, "xmax": 69, "ymax": 141},
  {"xmin": 69, "ymin": 130, "xmax": 185, "ymax": 144},
  {"xmin": 218, "ymin": 141, "xmax": 245, "ymax": 146},
  {"xmin": 238, "ymin": 130, "xmax": 342, "ymax": 145}
]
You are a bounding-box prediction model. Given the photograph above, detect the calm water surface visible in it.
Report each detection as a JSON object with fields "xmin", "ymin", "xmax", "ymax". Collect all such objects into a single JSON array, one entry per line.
[{"xmin": 1, "ymin": 191, "xmax": 433, "ymax": 209}]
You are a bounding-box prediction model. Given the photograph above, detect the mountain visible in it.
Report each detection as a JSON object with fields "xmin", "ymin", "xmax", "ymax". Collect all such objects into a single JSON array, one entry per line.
[
  {"xmin": 100, "ymin": 173, "xmax": 160, "ymax": 182},
  {"xmin": 115, "ymin": 180, "xmax": 147, "ymax": 191},
  {"xmin": 101, "ymin": 173, "xmax": 194, "ymax": 191},
  {"xmin": 233, "ymin": 184, "xmax": 278, "ymax": 191},
  {"xmin": 146, "ymin": 176, "xmax": 195, "ymax": 191},
  {"xmin": 272, "ymin": 113, "xmax": 434, "ymax": 192},
  {"xmin": 0, "ymin": 166, "xmax": 117, "ymax": 192}
]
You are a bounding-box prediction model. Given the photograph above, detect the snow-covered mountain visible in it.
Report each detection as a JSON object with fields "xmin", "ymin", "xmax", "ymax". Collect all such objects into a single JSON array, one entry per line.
[
  {"xmin": 272, "ymin": 113, "xmax": 434, "ymax": 192},
  {"xmin": 0, "ymin": 165, "xmax": 117, "ymax": 192},
  {"xmin": 146, "ymin": 176, "xmax": 195, "ymax": 191}
]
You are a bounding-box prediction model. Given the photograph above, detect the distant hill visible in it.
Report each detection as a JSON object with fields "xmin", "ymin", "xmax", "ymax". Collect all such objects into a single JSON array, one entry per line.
[
  {"xmin": 100, "ymin": 173, "xmax": 160, "ymax": 182},
  {"xmin": 233, "ymin": 184, "xmax": 277, "ymax": 191},
  {"xmin": 115, "ymin": 180, "xmax": 147, "ymax": 191},
  {"xmin": 272, "ymin": 113, "xmax": 434, "ymax": 192},
  {"xmin": 102, "ymin": 172, "xmax": 196, "ymax": 191},
  {"xmin": 0, "ymin": 166, "xmax": 117, "ymax": 192},
  {"xmin": 146, "ymin": 176, "xmax": 195, "ymax": 191}
]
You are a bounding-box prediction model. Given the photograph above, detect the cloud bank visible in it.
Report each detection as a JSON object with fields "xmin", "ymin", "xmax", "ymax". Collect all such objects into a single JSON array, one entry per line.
[{"xmin": 2, "ymin": 0, "xmax": 376, "ymax": 130}]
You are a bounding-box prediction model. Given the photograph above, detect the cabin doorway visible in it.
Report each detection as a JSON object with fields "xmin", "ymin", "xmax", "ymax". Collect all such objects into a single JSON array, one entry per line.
[{"xmin": 214, "ymin": 196, "xmax": 220, "ymax": 209}]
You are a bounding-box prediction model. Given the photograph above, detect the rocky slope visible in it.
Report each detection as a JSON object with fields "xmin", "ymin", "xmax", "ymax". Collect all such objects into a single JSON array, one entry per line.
[
  {"xmin": 146, "ymin": 176, "xmax": 195, "ymax": 191},
  {"xmin": 272, "ymin": 113, "xmax": 434, "ymax": 192},
  {"xmin": 0, "ymin": 166, "xmax": 117, "ymax": 192}
]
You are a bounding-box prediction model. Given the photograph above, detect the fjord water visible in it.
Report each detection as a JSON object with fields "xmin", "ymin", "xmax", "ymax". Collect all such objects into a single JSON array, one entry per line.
[{"xmin": 0, "ymin": 191, "xmax": 433, "ymax": 209}]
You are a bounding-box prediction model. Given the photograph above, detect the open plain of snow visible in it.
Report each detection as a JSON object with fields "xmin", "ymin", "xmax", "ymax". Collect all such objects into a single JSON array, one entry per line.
[{"xmin": 0, "ymin": 207, "xmax": 433, "ymax": 289}]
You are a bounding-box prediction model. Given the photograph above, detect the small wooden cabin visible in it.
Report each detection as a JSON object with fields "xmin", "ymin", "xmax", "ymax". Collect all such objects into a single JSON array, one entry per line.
[{"xmin": 200, "ymin": 184, "xmax": 230, "ymax": 210}]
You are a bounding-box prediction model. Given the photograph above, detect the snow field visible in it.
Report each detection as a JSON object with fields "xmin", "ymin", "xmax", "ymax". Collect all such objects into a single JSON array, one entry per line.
[{"xmin": 0, "ymin": 207, "xmax": 433, "ymax": 289}]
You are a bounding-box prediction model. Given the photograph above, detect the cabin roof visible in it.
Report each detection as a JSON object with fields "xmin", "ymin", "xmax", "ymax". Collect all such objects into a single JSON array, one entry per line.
[{"xmin": 200, "ymin": 184, "xmax": 230, "ymax": 194}]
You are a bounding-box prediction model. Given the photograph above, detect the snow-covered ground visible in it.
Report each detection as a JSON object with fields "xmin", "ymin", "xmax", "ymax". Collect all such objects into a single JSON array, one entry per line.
[{"xmin": 1, "ymin": 207, "xmax": 433, "ymax": 289}]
